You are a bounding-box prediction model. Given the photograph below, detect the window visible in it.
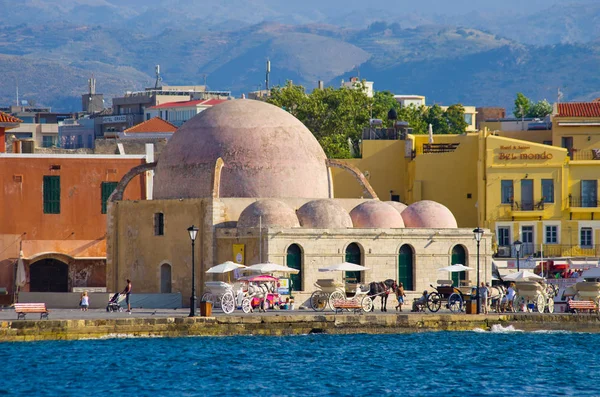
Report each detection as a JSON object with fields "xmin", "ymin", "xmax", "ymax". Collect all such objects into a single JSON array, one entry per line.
[
  {"xmin": 581, "ymin": 228, "xmax": 593, "ymax": 248},
  {"xmin": 497, "ymin": 227, "xmax": 510, "ymax": 246},
  {"xmin": 501, "ymin": 180, "xmax": 513, "ymax": 204},
  {"xmin": 542, "ymin": 179, "xmax": 554, "ymax": 203},
  {"xmin": 581, "ymin": 180, "xmax": 598, "ymax": 208},
  {"xmin": 42, "ymin": 136, "xmax": 54, "ymax": 148},
  {"xmin": 43, "ymin": 176, "xmax": 60, "ymax": 214},
  {"xmin": 77, "ymin": 135, "xmax": 83, "ymax": 149},
  {"xmin": 101, "ymin": 182, "xmax": 118, "ymax": 214},
  {"xmin": 545, "ymin": 225, "xmax": 558, "ymax": 244},
  {"xmin": 464, "ymin": 113, "xmax": 473, "ymax": 126},
  {"xmin": 87, "ymin": 134, "xmax": 93, "ymax": 148},
  {"xmin": 154, "ymin": 213, "xmax": 164, "ymax": 236}
]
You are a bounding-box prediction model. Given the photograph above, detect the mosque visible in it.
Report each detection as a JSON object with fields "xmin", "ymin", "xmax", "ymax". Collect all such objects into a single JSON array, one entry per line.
[{"xmin": 106, "ymin": 100, "xmax": 492, "ymax": 305}]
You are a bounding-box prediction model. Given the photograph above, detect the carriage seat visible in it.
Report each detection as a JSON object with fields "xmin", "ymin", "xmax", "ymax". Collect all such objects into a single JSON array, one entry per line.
[{"xmin": 437, "ymin": 280, "xmax": 454, "ymax": 286}]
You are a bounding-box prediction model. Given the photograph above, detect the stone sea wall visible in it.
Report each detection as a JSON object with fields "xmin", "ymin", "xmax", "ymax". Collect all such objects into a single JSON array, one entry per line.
[{"xmin": 1, "ymin": 314, "xmax": 600, "ymax": 342}]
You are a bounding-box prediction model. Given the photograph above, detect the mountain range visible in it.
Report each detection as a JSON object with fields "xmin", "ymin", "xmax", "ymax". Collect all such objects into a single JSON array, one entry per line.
[{"xmin": 1, "ymin": 0, "xmax": 599, "ymax": 113}]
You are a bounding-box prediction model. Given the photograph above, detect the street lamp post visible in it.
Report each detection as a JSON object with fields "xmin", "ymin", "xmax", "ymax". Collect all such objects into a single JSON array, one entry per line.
[
  {"xmin": 188, "ymin": 225, "xmax": 199, "ymax": 317},
  {"xmin": 473, "ymin": 227, "xmax": 484, "ymax": 315},
  {"xmin": 514, "ymin": 239, "xmax": 523, "ymax": 272}
]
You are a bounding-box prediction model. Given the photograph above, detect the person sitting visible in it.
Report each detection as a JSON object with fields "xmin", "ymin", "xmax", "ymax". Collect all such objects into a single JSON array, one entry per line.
[
  {"xmin": 571, "ymin": 270, "xmax": 580, "ymax": 278},
  {"xmin": 412, "ymin": 290, "xmax": 428, "ymax": 312}
]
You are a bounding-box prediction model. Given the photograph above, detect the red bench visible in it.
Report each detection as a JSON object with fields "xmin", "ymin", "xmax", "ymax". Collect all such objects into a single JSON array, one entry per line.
[
  {"xmin": 14, "ymin": 303, "xmax": 50, "ymax": 320},
  {"xmin": 333, "ymin": 299, "xmax": 363, "ymax": 314},
  {"xmin": 567, "ymin": 300, "xmax": 597, "ymax": 314}
]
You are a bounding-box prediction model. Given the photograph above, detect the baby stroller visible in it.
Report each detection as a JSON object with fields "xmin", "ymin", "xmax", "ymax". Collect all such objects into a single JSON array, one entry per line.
[{"xmin": 106, "ymin": 292, "xmax": 124, "ymax": 312}]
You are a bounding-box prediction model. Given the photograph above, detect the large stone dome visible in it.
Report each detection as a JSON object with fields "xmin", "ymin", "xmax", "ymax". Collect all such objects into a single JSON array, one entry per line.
[
  {"xmin": 297, "ymin": 199, "xmax": 353, "ymax": 228},
  {"xmin": 153, "ymin": 100, "xmax": 330, "ymax": 199},
  {"xmin": 385, "ymin": 201, "xmax": 408, "ymax": 215},
  {"xmin": 349, "ymin": 201, "xmax": 405, "ymax": 228},
  {"xmin": 237, "ymin": 199, "xmax": 300, "ymax": 228},
  {"xmin": 401, "ymin": 200, "xmax": 458, "ymax": 228}
]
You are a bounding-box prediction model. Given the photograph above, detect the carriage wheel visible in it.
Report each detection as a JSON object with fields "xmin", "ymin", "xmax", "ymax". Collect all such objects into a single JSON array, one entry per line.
[
  {"xmin": 241, "ymin": 298, "xmax": 252, "ymax": 314},
  {"xmin": 536, "ymin": 294, "xmax": 546, "ymax": 313},
  {"xmin": 448, "ymin": 293, "xmax": 463, "ymax": 313},
  {"xmin": 329, "ymin": 291, "xmax": 345, "ymax": 310},
  {"xmin": 221, "ymin": 291, "xmax": 235, "ymax": 314},
  {"xmin": 361, "ymin": 296, "xmax": 373, "ymax": 313},
  {"xmin": 201, "ymin": 292, "xmax": 213, "ymax": 302},
  {"xmin": 427, "ymin": 292, "xmax": 442, "ymax": 313},
  {"xmin": 546, "ymin": 298, "xmax": 555, "ymax": 314},
  {"xmin": 310, "ymin": 291, "xmax": 328, "ymax": 312}
]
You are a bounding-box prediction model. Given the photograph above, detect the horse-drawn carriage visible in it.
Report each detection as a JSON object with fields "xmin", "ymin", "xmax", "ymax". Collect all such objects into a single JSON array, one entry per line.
[
  {"xmin": 513, "ymin": 281, "xmax": 555, "ymax": 313},
  {"xmin": 309, "ymin": 279, "xmax": 375, "ymax": 312},
  {"xmin": 202, "ymin": 281, "xmax": 249, "ymax": 314},
  {"xmin": 426, "ymin": 280, "xmax": 471, "ymax": 313}
]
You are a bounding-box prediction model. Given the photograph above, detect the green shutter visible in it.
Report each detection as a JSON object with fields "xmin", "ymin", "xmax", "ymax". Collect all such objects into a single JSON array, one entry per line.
[
  {"xmin": 101, "ymin": 182, "xmax": 118, "ymax": 214},
  {"xmin": 43, "ymin": 176, "xmax": 60, "ymax": 214},
  {"xmin": 398, "ymin": 245, "xmax": 414, "ymax": 290}
]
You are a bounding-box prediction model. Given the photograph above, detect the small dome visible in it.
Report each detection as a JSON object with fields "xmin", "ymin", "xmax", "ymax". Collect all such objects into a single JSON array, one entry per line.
[
  {"xmin": 350, "ymin": 201, "xmax": 405, "ymax": 228},
  {"xmin": 297, "ymin": 199, "xmax": 353, "ymax": 228},
  {"xmin": 237, "ymin": 199, "xmax": 300, "ymax": 228},
  {"xmin": 385, "ymin": 201, "xmax": 408, "ymax": 215},
  {"xmin": 401, "ymin": 200, "xmax": 458, "ymax": 228}
]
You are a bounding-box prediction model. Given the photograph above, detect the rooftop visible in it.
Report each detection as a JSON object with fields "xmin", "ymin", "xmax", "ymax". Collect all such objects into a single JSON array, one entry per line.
[
  {"xmin": 556, "ymin": 102, "xmax": 600, "ymax": 118},
  {"xmin": 148, "ymin": 99, "xmax": 228, "ymax": 110},
  {"xmin": 0, "ymin": 111, "xmax": 22, "ymax": 124},
  {"xmin": 124, "ymin": 117, "xmax": 178, "ymax": 134}
]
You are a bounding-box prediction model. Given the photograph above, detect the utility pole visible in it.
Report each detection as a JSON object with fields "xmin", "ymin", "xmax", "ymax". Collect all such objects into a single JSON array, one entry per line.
[{"xmin": 265, "ymin": 59, "xmax": 271, "ymax": 91}]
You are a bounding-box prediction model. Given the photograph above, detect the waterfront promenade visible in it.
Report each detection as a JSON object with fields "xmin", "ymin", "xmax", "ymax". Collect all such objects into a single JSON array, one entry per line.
[{"xmin": 1, "ymin": 306, "xmax": 599, "ymax": 342}]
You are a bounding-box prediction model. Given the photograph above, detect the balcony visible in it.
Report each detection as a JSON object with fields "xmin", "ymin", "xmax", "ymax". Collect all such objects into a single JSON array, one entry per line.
[
  {"xmin": 571, "ymin": 148, "xmax": 600, "ymax": 161},
  {"xmin": 496, "ymin": 244, "xmax": 600, "ymax": 258},
  {"xmin": 508, "ymin": 200, "xmax": 546, "ymax": 219},
  {"xmin": 566, "ymin": 196, "xmax": 600, "ymax": 218}
]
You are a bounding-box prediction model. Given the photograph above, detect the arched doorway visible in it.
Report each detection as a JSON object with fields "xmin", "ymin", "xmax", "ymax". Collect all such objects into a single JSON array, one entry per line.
[
  {"xmin": 286, "ymin": 244, "xmax": 303, "ymax": 292},
  {"xmin": 29, "ymin": 259, "xmax": 69, "ymax": 292},
  {"xmin": 345, "ymin": 243, "xmax": 362, "ymax": 283},
  {"xmin": 451, "ymin": 245, "xmax": 467, "ymax": 287},
  {"xmin": 398, "ymin": 245, "xmax": 414, "ymax": 290},
  {"xmin": 160, "ymin": 263, "xmax": 172, "ymax": 293}
]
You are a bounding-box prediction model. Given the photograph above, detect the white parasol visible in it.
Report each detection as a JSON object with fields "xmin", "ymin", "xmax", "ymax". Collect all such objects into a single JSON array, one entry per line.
[
  {"xmin": 438, "ymin": 264, "xmax": 473, "ymax": 272},
  {"xmin": 502, "ymin": 270, "xmax": 543, "ymax": 281},
  {"xmin": 319, "ymin": 262, "xmax": 369, "ymax": 272},
  {"xmin": 206, "ymin": 261, "xmax": 247, "ymax": 274},
  {"xmin": 16, "ymin": 250, "xmax": 26, "ymax": 288},
  {"xmin": 428, "ymin": 123, "xmax": 434, "ymax": 143},
  {"xmin": 246, "ymin": 263, "xmax": 299, "ymax": 274}
]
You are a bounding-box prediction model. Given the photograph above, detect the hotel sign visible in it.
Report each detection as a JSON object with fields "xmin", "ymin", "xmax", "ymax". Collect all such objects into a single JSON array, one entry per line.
[
  {"xmin": 102, "ymin": 115, "xmax": 127, "ymax": 124},
  {"xmin": 497, "ymin": 145, "xmax": 553, "ymax": 160}
]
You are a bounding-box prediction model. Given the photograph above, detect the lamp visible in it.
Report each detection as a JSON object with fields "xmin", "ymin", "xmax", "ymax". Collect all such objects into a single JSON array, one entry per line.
[
  {"xmin": 472, "ymin": 227, "xmax": 484, "ymax": 315},
  {"xmin": 514, "ymin": 239, "xmax": 523, "ymax": 271},
  {"xmin": 187, "ymin": 225, "xmax": 199, "ymax": 317}
]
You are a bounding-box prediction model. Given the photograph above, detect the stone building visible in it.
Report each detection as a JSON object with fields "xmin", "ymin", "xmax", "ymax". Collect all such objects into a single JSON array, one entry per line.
[{"xmin": 107, "ymin": 100, "xmax": 492, "ymax": 306}]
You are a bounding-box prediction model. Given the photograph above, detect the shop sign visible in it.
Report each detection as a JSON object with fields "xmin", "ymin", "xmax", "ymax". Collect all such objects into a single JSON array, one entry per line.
[
  {"xmin": 278, "ymin": 278, "xmax": 290, "ymax": 295},
  {"xmin": 497, "ymin": 145, "xmax": 553, "ymax": 160}
]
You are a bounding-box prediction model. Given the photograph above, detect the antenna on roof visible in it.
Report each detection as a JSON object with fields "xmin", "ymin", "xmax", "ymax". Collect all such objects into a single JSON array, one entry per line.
[
  {"xmin": 88, "ymin": 74, "xmax": 96, "ymax": 95},
  {"xmin": 155, "ymin": 65, "xmax": 162, "ymax": 89}
]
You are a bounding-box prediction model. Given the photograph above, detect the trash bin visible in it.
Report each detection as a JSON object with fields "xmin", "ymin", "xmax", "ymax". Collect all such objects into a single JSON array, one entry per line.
[
  {"xmin": 466, "ymin": 297, "xmax": 478, "ymax": 314},
  {"xmin": 200, "ymin": 301, "xmax": 212, "ymax": 317}
]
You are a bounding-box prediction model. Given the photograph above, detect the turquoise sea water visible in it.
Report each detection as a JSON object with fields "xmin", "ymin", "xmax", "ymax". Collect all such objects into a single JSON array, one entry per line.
[{"xmin": 2, "ymin": 327, "xmax": 599, "ymax": 396}]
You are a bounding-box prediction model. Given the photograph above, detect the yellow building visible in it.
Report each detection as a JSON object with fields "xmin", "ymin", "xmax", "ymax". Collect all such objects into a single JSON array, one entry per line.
[{"xmin": 334, "ymin": 101, "xmax": 600, "ymax": 260}]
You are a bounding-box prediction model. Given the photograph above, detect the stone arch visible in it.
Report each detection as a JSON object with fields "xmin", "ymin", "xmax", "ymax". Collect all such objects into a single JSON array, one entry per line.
[
  {"xmin": 398, "ymin": 244, "xmax": 415, "ymax": 291},
  {"xmin": 344, "ymin": 242, "xmax": 364, "ymax": 284},
  {"xmin": 327, "ymin": 159, "xmax": 378, "ymax": 199},
  {"xmin": 212, "ymin": 157, "xmax": 224, "ymax": 198},
  {"xmin": 451, "ymin": 244, "xmax": 468, "ymax": 287},
  {"xmin": 109, "ymin": 161, "xmax": 157, "ymax": 202},
  {"xmin": 285, "ymin": 243, "xmax": 303, "ymax": 292},
  {"xmin": 29, "ymin": 258, "xmax": 69, "ymax": 292}
]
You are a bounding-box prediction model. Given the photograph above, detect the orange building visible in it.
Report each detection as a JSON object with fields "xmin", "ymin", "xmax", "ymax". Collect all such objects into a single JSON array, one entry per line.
[{"xmin": 0, "ymin": 153, "xmax": 147, "ymax": 299}]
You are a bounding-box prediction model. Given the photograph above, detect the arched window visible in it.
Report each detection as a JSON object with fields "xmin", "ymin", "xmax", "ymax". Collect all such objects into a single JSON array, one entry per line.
[
  {"xmin": 345, "ymin": 243, "xmax": 362, "ymax": 283},
  {"xmin": 451, "ymin": 245, "xmax": 467, "ymax": 287},
  {"xmin": 286, "ymin": 244, "xmax": 303, "ymax": 292},
  {"xmin": 160, "ymin": 263, "xmax": 172, "ymax": 293},
  {"xmin": 398, "ymin": 244, "xmax": 414, "ymax": 291}
]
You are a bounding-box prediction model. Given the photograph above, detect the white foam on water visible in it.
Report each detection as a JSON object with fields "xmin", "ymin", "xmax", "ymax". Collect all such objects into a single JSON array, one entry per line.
[
  {"xmin": 473, "ymin": 324, "xmax": 524, "ymax": 333},
  {"xmin": 79, "ymin": 333, "xmax": 164, "ymax": 340}
]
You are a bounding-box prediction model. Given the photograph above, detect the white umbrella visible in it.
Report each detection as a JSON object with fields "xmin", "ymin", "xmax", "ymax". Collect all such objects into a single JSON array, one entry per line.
[
  {"xmin": 428, "ymin": 123, "xmax": 434, "ymax": 143},
  {"xmin": 206, "ymin": 261, "xmax": 246, "ymax": 274},
  {"xmin": 16, "ymin": 251, "xmax": 26, "ymax": 288},
  {"xmin": 246, "ymin": 263, "xmax": 299, "ymax": 274},
  {"xmin": 319, "ymin": 262, "xmax": 369, "ymax": 272},
  {"xmin": 502, "ymin": 270, "xmax": 543, "ymax": 281},
  {"xmin": 438, "ymin": 264, "xmax": 473, "ymax": 272}
]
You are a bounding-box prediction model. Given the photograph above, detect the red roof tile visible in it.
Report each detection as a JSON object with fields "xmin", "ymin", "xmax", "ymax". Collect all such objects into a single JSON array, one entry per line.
[
  {"xmin": 556, "ymin": 102, "xmax": 600, "ymax": 118},
  {"xmin": 148, "ymin": 99, "xmax": 228, "ymax": 109},
  {"xmin": 124, "ymin": 117, "xmax": 178, "ymax": 134},
  {"xmin": 0, "ymin": 111, "xmax": 22, "ymax": 124}
]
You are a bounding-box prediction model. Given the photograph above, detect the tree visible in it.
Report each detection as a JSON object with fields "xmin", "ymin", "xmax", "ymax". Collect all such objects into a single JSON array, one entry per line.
[
  {"xmin": 528, "ymin": 99, "xmax": 552, "ymax": 118},
  {"xmin": 514, "ymin": 92, "xmax": 532, "ymax": 118},
  {"xmin": 266, "ymin": 81, "xmax": 308, "ymax": 118},
  {"xmin": 424, "ymin": 104, "xmax": 449, "ymax": 134},
  {"xmin": 397, "ymin": 104, "xmax": 428, "ymax": 135},
  {"xmin": 445, "ymin": 104, "xmax": 468, "ymax": 134}
]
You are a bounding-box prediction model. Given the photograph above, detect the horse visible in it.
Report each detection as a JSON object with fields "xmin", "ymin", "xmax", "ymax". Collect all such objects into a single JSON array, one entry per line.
[{"xmin": 368, "ymin": 279, "xmax": 397, "ymax": 312}]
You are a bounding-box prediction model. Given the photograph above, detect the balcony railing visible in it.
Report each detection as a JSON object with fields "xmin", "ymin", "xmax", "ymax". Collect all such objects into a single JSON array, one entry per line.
[
  {"xmin": 571, "ymin": 148, "xmax": 600, "ymax": 161},
  {"xmin": 568, "ymin": 196, "xmax": 600, "ymax": 208},
  {"xmin": 510, "ymin": 200, "xmax": 545, "ymax": 211},
  {"xmin": 496, "ymin": 244, "xmax": 600, "ymax": 258}
]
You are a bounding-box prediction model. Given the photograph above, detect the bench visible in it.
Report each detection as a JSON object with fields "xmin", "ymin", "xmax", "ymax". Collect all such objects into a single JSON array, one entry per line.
[
  {"xmin": 333, "ymin": 299, "xmax": 363, "ymax": 314},
  {"xmin": 567, "ymin": 300, "xmax": 598, "ymax": 314},
  {"xmin": 14, "ymin": 303, "xmax": 50, "ymax": 320}
]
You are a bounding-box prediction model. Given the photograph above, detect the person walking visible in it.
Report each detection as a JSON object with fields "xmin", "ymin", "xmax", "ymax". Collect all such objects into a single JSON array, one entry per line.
[
  {"xmin": 395, "ymin": 282, "xmax": 406, "ymax": 312},
  {"xmin": 479, "ymin": 282, "xmax": 489, "ymax": 314},
  {"xmin": 122, "ymin": 279, "xmax": 132, "ymax": 313}
]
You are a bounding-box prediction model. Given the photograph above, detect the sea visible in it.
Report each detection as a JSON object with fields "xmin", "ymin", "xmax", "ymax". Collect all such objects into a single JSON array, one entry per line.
[{"xmin": 2, "ymin": 325, "xmax": 599, "ymax": 396}]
